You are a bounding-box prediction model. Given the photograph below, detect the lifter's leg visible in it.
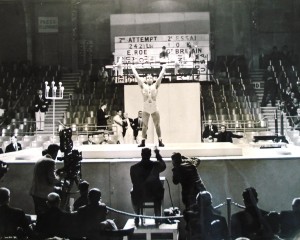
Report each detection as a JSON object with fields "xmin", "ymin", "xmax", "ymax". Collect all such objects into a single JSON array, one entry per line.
[
  {"xmin": 139, "ymin": 111, "xmax": 150, "ymax": 147},
  {"xmin": 152, "ymin": 111, "xmax": 164, "ymax": 147}
]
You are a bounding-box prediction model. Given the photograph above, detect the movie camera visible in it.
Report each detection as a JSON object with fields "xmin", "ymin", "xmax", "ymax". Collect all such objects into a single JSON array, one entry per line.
[
  {"xmin": 56, "ymin": 128, "xmax": 83, "ymax": 184},
  {"xmin": 54, "ymin": 128, "xmax": 84, "ymax": 210},
  {"xmin": 182, "ymin": 155, "xmax": 201, "ymax": 167}
]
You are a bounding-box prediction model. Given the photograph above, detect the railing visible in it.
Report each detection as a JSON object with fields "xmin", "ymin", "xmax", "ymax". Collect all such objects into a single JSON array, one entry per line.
[
  {"xmin": 1, "ymin": 120, "xmax": 118, "ymax": 138},
  {"xmin": 202, "ymin": 119, "xmax": 269, "ymax": 134}
]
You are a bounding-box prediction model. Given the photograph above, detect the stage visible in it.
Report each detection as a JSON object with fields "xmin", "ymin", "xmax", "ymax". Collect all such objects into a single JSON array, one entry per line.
[
  {"xmin": 0, "ymin": 141, "xmax": 297, "ymax": 162},
  {"xmin": 79, "ymin": 142, "xmax": 243, "ymax": 159}
]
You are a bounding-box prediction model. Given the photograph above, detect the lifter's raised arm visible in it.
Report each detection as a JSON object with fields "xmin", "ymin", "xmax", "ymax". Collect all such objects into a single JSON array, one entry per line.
[
  {"xmin": 155, "ymin": 64, "xmax": 167, "ymax": 88},
  {"xmin": 131, "ymin": 65, "xmax": 143, "ymax": 88}
]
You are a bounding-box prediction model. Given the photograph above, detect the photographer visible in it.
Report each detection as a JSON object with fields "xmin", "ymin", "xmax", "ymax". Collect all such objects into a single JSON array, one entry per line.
[
  {"xmin": 171, "ymin": 152, "xmax": 206, "ymax": 210},
  {"xmin": 30, "ymin": 144, "xmax": 63, "ymax": 215}
]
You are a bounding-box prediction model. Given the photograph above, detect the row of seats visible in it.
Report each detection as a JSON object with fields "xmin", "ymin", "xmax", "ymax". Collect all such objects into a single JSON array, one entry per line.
[{"xmin": 0, "ymin": 133, "xmax": 119, "ymax": 151}]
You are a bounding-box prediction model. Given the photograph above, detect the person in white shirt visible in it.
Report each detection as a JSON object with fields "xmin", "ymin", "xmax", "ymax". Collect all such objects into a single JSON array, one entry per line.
[
  {"xmin": 112, "ymin": 110, "xmax": 124, "ymax": 144},
  {"xmin": 122, "ymin": 112, "xmax": 134, "ymax": 144}
]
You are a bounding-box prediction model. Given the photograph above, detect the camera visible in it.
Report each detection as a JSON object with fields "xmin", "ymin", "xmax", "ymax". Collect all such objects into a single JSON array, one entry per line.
[
  {"xmin": 182, "ymin": 155, "xmax": 201, "ymax": 167},
  {"xmin": 56, "ymin": 128, "xmax": 83, "ymax": 183},
  {"xmin": 0, "ymin": 160, "xmax": 8, "ymax": 180},
  {"xmin": 164, "ymin": 207, "xmax": 181, "ymax": 224}
]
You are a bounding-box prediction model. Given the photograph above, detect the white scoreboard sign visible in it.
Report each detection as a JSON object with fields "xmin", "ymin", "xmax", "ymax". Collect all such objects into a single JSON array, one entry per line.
[{"xmin": 114, "ymin": 34, "xmax": 210, "ymax": 65}]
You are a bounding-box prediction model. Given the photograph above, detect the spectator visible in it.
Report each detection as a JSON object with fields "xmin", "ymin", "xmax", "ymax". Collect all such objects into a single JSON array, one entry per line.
[
  {"xmin": 33, "ymin": 89, "xmax": 48, "ymax": 131},
  {"xmin": 76, "ymin": 188, "xmax": 110, "ymax": 236},
  {"xmin": 130, "ymin": 147, "xmax": 166, "ymax": 226},
  {"xmin": 279, "ymin": 197, "xmax": 300, "ymax": 239},
  {"xmin": 97, "ymin": 102, "xmax": 110, "ymax": 130},
  {"xmin": 98, "ymin": 66, "xmax": 108, "ymax": 83},
  {"xmin": 73, "ymin": 180, "xmax": 90, "ymax": 211},
  {"xmin": 0, "ymin": 187, "xmax": 33, "ymax": 238},
  {"xmin": 123, "ymin": 112, "xmax": 134, "ymax": 144},
  {"xmin": 261, "ymin": 66, "xmax": 277, "ymax": 107},
  {"xmin": 231, "ymin": 187, "xmax": 274, "ymax": 240},
  {"xmin": 100, "ymin": 132, "xmax": 115, "ymax": 144},
  {"xmin": 171, "ymin": 152, "xmax": 206, "ymax": 210},
  {"xmin": 282, "ymin": 86, "xmax": 292, "ymax": 103},
  {"xmin": 112, "ymin": 110, "xmax": 124, "ymax": 144},
  {"xmin": 184, "ymin": 191, "xmax": 229, "ymax": 240},
  {"xmin": 82, "ymin": 134, "xmax": 96, "ymax": 145},
  {"xmin": 36, "ymin": 192, "xmax": 74, "ymax": 239},
  {"xmin": 30, "ymin": 144, "xmax": 62, "ymax": 215},
  {"xmin": 202, "ymin": 119, "xmax": 218, "ymax": 142},
  {"xmin": 287, "ymin": 97, "xmax": 299, "ymax": 116},
  {"xmin": 5, "ymin": 135, "xmax": 22, "ymax": 153},
  {"xmin": 217, "ymin": 125, "xmax": 243, "ymax": 143},
  {"xmin": 132, "ymin": 110, "xmax": 143, "ymax": 144},
  {"xmin": 293, "ymin": 108, "xmax": 300, "ymax": 129}
]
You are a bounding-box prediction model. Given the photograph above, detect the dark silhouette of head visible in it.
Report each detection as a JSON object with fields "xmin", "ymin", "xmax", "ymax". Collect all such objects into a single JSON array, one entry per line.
[
  {"xmin": 196, "ymin": 191, "xmax": 212, "ymax": 207},
  {"xmin": 141, "ymin": 148, "xmax": 151, "ymax": 159},
  {"xmin": 242, "ymin": 187, "xmax": 258, "ymax": 207},
  {"xmin": 47, "ymin": 192, "xmax": 61, "ymax": 208},
  {"xmin": 88, "ymin": 188, "xmax": 101, "ymax": 204},
  {"xmin": 0, "ymin": 187, "xmax": 10, "ymax": 205},
  {"xmin": 292, "ymin": 198, "xmax": 300, "ymax": 212},
  {"xmin": 42, "ymin": 144, "xmax": 60, "ymax": 160},
  {"xmin": 171, "ymin": 152, "xmax": 182, "ymax": 167},
  {"xmin": 78, "ymin": 180, "xmax": 90, "ymax": 195}
]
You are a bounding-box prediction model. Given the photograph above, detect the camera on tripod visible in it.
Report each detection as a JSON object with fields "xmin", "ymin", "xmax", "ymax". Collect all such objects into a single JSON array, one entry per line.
[{"xmin": 56, "ymin": 128, "xmax": 83, "ymax": 184}]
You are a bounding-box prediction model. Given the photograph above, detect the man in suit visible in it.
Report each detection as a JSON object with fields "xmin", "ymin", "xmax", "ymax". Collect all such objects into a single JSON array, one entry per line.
[
  {"xmin": 130, "ymin": 147, "xmax": 166, "ymax": 226},
  {"xmin": 34, "ymin": 89, "xmax": 48, "ymax": 131},
  {"xmin": 0, "ymin": 148, "xmax": 3, "ymax": 154},
  {"xmin": 36, "ymin": 192, "xmax": 74, "ymax": 239},
  {"xmin": 73, "ymin": 180, "xmax": 90, "ymax": 211},
  {"xmin": 76, "ymin": 188, "xmax": 108, "ymax": 235},
  {"xmin": 0, "ymin": 187, "xmax": 32, "ymax": 238},
  {"xmin": 97, "ymin": 102, "xmax": 110, "ymax": 130},
  {"xmin": 280, "ymin": 198, "xmax": 300, "ymax": 239},
  {"xmin": 100, "ymin": 132, "xmax": 115, "ymax": 144},
  {"xmin": 82, "ymin": 134, "xmax": 96, "ymax": 145},
  {"xmin": 231, "ymin": 187, "xmax": 274, "ymax": 240},
  {"xmin": 202, "ymin": 119, "xmax": 218, "ymax": 142},
  {"xmin": 217, "ymin": 125, "xmax": 243, "ymax": 143},
  {"xmin": 5, "ymin": 135, "xmax": 22, "ymax": 153},
  {"xmin": 184, "ymin": 191, "xmax": 229, "ymax": 240},
  {"xmin": 30, "ymin": 144, "xmax": 61, "ymax": 215},
  {"xmin": 132, "ymin": 110, "xmax": 143, "ymax": 144}
]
